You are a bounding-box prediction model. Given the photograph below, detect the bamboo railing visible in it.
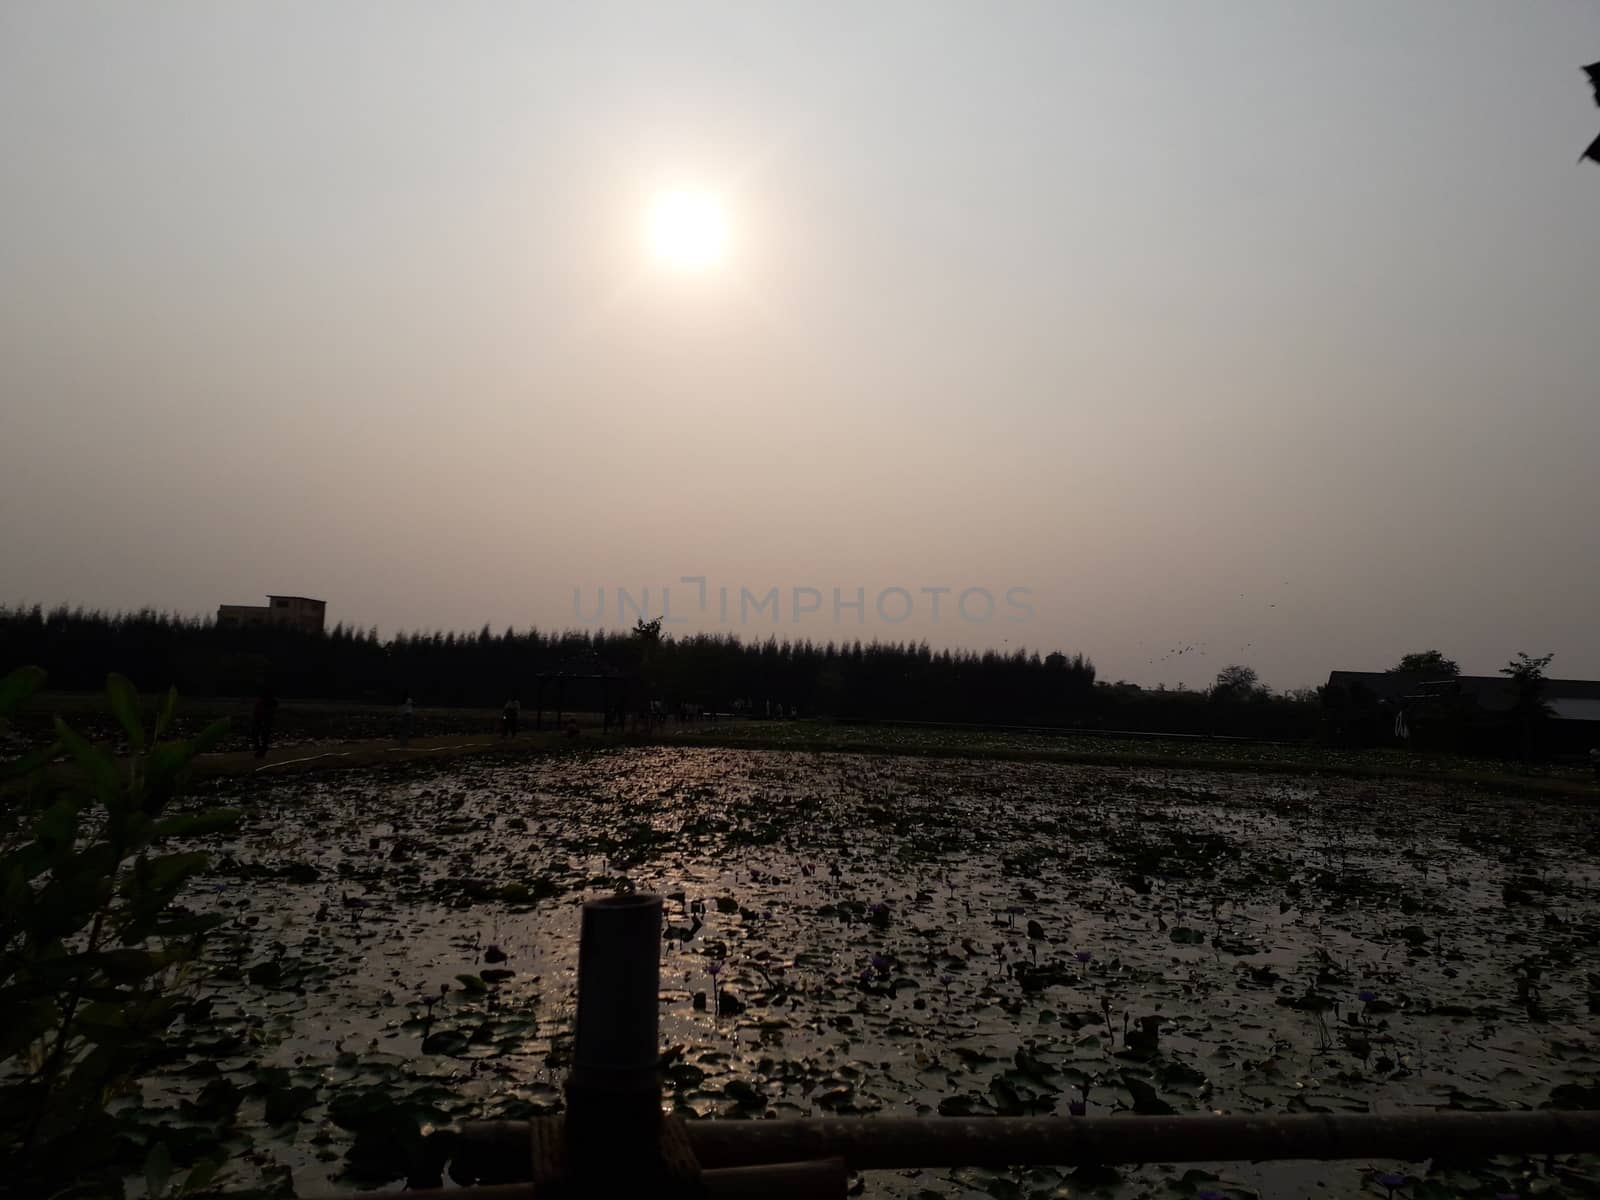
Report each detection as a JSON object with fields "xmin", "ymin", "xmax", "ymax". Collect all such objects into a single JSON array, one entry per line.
[{"xmin": 316, "ymin": 893, "xmax": 1600, "ymax": 1199}]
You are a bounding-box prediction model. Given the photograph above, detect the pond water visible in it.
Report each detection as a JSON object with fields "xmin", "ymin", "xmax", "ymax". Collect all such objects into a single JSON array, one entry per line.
[{"xmin": 149, "ymin": 748, "xmax": 1600, "ymax": 1199}]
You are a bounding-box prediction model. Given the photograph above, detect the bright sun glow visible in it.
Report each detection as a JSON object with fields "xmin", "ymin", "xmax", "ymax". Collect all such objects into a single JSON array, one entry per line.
[{"xmin": 646, "ymin": 189, "xmax": 729, "ymax": 270}]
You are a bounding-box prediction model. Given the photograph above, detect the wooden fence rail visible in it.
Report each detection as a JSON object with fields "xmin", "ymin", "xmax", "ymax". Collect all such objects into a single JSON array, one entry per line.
[
  {"xmin": 453, "ymin": 1110, "xmax": 1600, "ymax": 1178},
  {"xmin": 312, "ymin": 893, "xmax": 1599, "ymax": 1199}
]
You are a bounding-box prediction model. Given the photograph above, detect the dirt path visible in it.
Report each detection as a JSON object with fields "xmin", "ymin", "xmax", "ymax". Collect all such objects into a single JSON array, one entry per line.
[{"xmin": 197, "ymin": 729, "xmax": 633, "ymax": 779}]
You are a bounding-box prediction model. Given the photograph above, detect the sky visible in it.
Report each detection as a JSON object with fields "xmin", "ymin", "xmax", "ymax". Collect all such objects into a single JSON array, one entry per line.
[{"xmin": 2, "ymin": 1, "xmax": 1598, "ymax": 691}]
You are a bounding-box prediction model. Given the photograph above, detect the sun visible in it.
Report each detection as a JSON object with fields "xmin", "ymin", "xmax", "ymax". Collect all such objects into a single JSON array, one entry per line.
[{"xmin": 646, "ymin": 189, "xmax": 729, "ymax": 270}]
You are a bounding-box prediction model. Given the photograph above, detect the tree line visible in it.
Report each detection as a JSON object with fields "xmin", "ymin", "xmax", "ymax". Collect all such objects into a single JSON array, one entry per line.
[{"xmin": 0, "ymin": 604, "xmax": 1327, "ymax": 736}]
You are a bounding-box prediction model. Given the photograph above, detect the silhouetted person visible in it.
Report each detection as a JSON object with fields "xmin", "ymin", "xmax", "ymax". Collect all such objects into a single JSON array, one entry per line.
[
  {"xmin": 502, "ymin": 697, "xmax": 520, "ymax": 737},
  {"xmin": 399, "ymin": 696, "xmax": 415, "ymax": 745},
  {"xmin": 250, "ymin": 685, "xmax": 278, "ymax": 759}
]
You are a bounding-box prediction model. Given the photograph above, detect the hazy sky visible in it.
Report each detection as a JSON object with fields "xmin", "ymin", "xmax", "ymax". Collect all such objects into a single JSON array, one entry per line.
[{"xmin": 3, "ymin": 2, "xmax": 1598, "ymax": 690}]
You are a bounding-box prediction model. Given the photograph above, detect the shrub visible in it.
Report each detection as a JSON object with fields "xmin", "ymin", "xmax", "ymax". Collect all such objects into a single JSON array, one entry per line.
[{"xmin": 1, "ymin": 666, "xmax": 238, "ymax": 1198}]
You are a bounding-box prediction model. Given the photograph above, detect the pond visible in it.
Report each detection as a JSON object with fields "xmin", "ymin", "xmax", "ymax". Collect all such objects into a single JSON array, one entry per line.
[{"xmin": 149, "ymin": 747, "xmax": 1600, "ymax": 1199}]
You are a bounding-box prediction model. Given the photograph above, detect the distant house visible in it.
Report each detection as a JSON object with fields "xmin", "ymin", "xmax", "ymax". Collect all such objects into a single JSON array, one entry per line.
[
  {"xmin": 1324, "ymin": 670, "xmax": 1600, "ymax": 753},
  {"xmin": 216, "ymin": 595, "xmax": 326, "ymax": 635}
]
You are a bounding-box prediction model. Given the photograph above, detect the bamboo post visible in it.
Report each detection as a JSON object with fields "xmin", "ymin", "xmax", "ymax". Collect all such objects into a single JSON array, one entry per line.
[{"xmin": 564, "ymin": 893, "xmax": 664, "ymax": 1174}]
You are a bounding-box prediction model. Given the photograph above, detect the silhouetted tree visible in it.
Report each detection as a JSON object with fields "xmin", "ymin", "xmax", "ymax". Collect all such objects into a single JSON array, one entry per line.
[
  {"xmin": 1390, "ymin": 650, "xmax": 1460, "ymax": 675},
  {"xmin": 1500, "ymin": 651, "xmax": 1555, "ymax": 759},
  {"xmin": 1210, "ymin": 664, "xmax": 1265, "ymax": 702},
  {"xmin": 0, "ymin": 605, "xmax": 1330, "ymax": 740}
]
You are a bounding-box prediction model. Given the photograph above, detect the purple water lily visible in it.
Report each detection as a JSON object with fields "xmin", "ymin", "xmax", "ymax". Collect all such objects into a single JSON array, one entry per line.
[
  {"xmin": 1197, "ymin": 1190, "xmax": 1224, "ymax": 1200},
  {"xmin": 707, "ymin": 960, "xmax": 722, "ymax": 977},
  {"xmin": 1359, "ymin": 989, "xmax": 1377, "ymax": 1003},
  {"xmin": 1067, "ymin": 1099, "xmax": 1087, "ymax": 1117},
  {"xmin": 871, "ymin": 953, "xmax": 892, "ymax": 975},
  {"xmin": 1076, "ymin": 950, "xmax": 1093, "ymax": 964},
  {"xmin": 1377, "ymin": 1172, "xmax": 1405, "ymax": 1195}
]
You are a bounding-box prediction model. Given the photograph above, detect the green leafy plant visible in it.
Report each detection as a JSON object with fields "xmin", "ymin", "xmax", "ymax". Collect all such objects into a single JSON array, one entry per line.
[{"xmin": 1, "ymin": 666, "xmax": 238, "ymax": 1198}]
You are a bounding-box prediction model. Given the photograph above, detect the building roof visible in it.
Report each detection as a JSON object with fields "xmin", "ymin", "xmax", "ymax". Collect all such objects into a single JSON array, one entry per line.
[
  {"xmin": 265, "ymin": 595, "xmax": 326, "ymax": 604},
  {"xmin": 1548, "ymin": 697, "xmax": 1600, "ymax": 722},
  {"xmin": 1326, "ymin": 670, "xmax": 1600, "ymax": 715}
]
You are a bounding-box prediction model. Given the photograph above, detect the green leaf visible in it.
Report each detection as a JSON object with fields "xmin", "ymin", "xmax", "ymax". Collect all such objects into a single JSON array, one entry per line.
[
  {"xmin": 31, "ymin": 799, "xmax": 78, "ymax": 851},
  {"xmin": 138, "ymin": 851, "xmax": 211, "ymax": 897},
  {"xmin": 178, "ymin": 1158, "xmax": 222, "ymax": 1197},
  {"xmin": 190, "ymin": 718, "xmax": 229, "ymax": 757},
  {"xmin": 2, "ymin": 841, "xmax": 57, "ymax": 898},
  {"xmin": 37, "ymin": 1042, "xmax": 118, "ymax": 1142},
  {"xmin": 145, "ymin": 1140, "xmax": 173, "ymax": 1199},
  {"xmin": 154, "ymin": 686, "xmax": 179, "ymax": 740},
  {"xmin": 29, "ymin": 871, "xmax": 112, "ymax": 941},
  {"xmin": 0, "ymin": 996, "xmax": 59, "ymax": 1059},
  {"xmin": 144, "ymin": 720, "xmax": 230, "ymax": 808},
  {"xmin": 455, "ymin": 973, "xmax": 487, "ymax": 993},
  {"xmin": 77, "ymin": 1001, "xmax": 140, "ymax": 1045},
  {"xmin": 0, "ymin": 739, "xmax": 62, "ymax": 782},
  {"xmin": 0, "ymin": 665, "xmax": 46, "ymax": 719},
  {"xmin": 53, "ymin": 719, "xmax": 122, "ymax": 810},
  {"xmin": 148, "ymin": 913, "xmax": 225, "ymax": 938},
  {"xmin": 106, "ymin": 673, "xmax": 145, "ymax": 751},
  {"xmin": 92, "ymin": 948, "xmax": 174, "ymax": 984}
]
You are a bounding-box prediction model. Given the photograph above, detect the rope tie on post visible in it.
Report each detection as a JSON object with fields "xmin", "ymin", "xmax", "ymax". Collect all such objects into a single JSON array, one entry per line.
[{"xmin": 659, "ymin": 1114, "xmax": 704, "ymax": 1183}]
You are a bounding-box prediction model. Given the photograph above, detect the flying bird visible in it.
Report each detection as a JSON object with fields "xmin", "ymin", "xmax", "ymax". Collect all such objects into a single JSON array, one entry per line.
[{"xmin": 1583, "ymin": 62, "xmax": 1600, "ymax": 165}]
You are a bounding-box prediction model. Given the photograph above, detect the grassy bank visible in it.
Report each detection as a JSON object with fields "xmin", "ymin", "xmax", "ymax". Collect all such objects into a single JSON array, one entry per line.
[
  {"xmin": 8, "ymin": 695, "xmax": 1595, "ymax": 799},
  {"xmin": 662, "ymin": 719, "xmax": 1599, "ymax": 799}
]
